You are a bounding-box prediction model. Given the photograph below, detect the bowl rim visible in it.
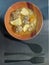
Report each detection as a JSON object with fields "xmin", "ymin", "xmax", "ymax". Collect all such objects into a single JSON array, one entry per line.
[{"xmin": 4, "ymin": 1, "xmax": 43, "ymax": 40}]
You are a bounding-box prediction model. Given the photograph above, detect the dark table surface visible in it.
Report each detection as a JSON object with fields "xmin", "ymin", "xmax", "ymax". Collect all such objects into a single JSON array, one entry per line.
[{"xmin": 0, "ymin": 0, "xmax": 48, "ymax": 65}]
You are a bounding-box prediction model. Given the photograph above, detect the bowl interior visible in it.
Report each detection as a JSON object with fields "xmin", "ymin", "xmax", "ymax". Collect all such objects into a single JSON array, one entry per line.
[{"xmin": 4, "ymin": 2, "xmax": 43, "ymax": 40}]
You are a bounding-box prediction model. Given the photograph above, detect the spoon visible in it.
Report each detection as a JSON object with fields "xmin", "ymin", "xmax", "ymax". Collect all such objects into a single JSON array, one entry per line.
[
  {"xmin": 17, "ymin": 40, "xmax": 42, "ymax": 53},
  {"xmin": 5, "ymin": 57, "xmax": 44, "ymax": 64},
  {"xmin": 26, "ymin": 43, "xmax": 42, "ymax": 53}
]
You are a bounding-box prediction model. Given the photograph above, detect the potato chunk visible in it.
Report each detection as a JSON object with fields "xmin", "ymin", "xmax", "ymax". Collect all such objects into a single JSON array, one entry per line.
[
  {"xmin": 21, "ymin": 8, "xmax": 29, "ymax": 16},
  {"xmin": 10, "ymin": 18, "xmax": 22, "ymax": 26},
  {"xmin": 23, "ymin": 24, "xmax": 30, "ymax": 32}
]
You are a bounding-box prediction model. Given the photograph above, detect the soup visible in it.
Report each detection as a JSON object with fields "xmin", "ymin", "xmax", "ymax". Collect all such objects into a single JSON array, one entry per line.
[{"xmin": 10, "ymin": 7, "xmax": 37, "ymax": 36}]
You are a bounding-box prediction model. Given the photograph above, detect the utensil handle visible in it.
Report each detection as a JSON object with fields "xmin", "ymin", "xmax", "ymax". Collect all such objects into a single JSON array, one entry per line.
[
  {"xmin": 4, "ymin": 53, "xmax": 33, "ymax": 56},
  {"xmin": 5, "ymin": 60, "xmax": 28, "ymax": 63},
  {"xmin": 4, "ymin": 52, "xmax": 45, "ymax": 56}
]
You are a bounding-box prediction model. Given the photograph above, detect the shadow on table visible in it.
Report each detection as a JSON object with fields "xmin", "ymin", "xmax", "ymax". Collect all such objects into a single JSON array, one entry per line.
[{"xmin": 0, "ymin": 18, "xmax": 27, "ymax": 44}]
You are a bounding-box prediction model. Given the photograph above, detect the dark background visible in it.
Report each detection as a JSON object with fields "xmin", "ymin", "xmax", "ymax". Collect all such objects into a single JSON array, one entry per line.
[{"xmin": 0, "ymin": 0, "xmax": 48, "ymax": 65}]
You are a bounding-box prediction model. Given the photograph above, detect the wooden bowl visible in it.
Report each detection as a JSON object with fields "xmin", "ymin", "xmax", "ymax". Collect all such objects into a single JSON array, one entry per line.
[{"xmin": 4, "ymin": 2, "xmax": 43, "ymax": 40}]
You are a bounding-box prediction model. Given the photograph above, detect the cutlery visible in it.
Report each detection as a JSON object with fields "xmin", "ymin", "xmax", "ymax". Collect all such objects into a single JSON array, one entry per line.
[
  {"xmin": 16, "ymin": 39, "xmax": 42, "ymax": 53},
  {"xmin": 26, "ymin": 43, "xmax": 42, "ymax": 53},
  {"xmin": 5, "ymin": 57, "xmax": 44, "ymax": 64},
  {"xmin": 4, "ymin": 52, "xmax": 45, "ymax": 57}
]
